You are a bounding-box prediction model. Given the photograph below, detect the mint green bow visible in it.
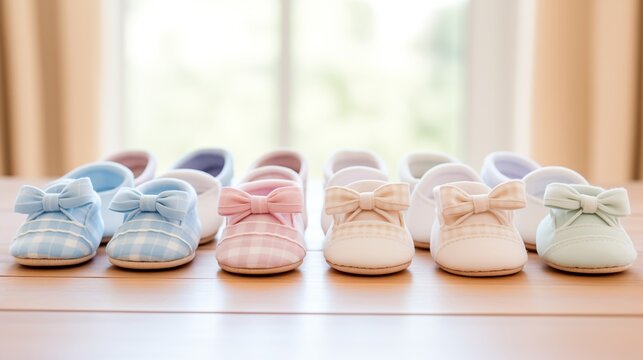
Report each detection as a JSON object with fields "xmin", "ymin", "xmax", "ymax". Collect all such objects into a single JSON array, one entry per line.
[{"xmin": 544, "ymin": 183, "xmax": 630, "ymax": 226}]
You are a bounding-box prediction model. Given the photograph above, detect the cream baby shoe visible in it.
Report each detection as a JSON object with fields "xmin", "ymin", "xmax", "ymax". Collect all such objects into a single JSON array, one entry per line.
[
  {"xmin": 321, "ymin": 150, "xmax": 388, "ymax": 233},
  {"xmin": 481, "ymin": 152, "xmax": 587, "ymax": 250},
  {"xmin": 431, "ymin": 180, "xmax": 528, "ymax": 277},
  {"xmin": 403, "ymin": 162, "xmax": 479, "ymax": 249},
  {"xmin": 323, "ymin": 180, "xmax": 414, "ymax": 275},
  {"xmin": 536, "ymin": 183, "xmax": 637, "ymax": 274}
]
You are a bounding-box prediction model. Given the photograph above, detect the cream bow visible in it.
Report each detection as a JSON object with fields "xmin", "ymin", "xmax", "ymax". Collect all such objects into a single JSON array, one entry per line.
[
  {"xmin": 324, "ymin": 183, "xmax": 409, "ymax": 224},
  {"xmin": 438, "ymin": 180, "xmax": 526, "ymax": 225}
]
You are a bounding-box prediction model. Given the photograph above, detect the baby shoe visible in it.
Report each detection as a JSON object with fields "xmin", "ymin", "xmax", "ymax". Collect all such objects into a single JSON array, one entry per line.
[
  {"xmin": 431, "ymin": 180, "xmax": 528, "ymax": 277},
  {"xmin": 158, "ymin": 148, "xmax": 234, "ymax": 244},
  {"xmin": 106, "ymin": 178, "xmax": 201, "ymax": 269},
  {"xmin": 323, "ymin": 180, "xmax": 414, "ymax": 275},
  {"xmin": 63, "ymin": 161, "xmax": 135, "ymax": 240},
  {"xmin": 217, "ymin": 179, "xmax": 306, "ymax": 274},
  {"xmin": 105, "ymin": 150, "xmax": 157, "ymax": 186},
  {"xmin": 398, "ymin": 151, "xmax": 457, "ymax": 193},
  {"xmin": 172, "ymin": 148, "xmax": 234, "ymax": 187},
  {"xmin": 11, "ymin": 178, "xmax": 103, "ymax": 266},
  {"xmin": 481, "ymin": 152, "xmax": 587, "ymax": 250},
  {"xmin": 248, "ymin": 149, "xmax": 308, "ymax": 225},
  {"xmin": 536, "ymin": 183, "xmax": 637, "ymax": 274},
  {"xmin": 321, "ymin": 149, "xmax": 388, "ymax": 233},
  {"xmin": 401, "ymin": 158, "xmax": 478, "ymax": 249}
]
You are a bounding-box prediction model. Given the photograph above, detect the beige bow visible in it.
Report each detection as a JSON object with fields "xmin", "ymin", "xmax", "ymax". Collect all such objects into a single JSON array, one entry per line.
[
  {"xmin": 439, "ymin": 180, "xmax": 526, "ymax": 225},
  {"xmin": 324, "ymin": 183, "xmax": 409, "ymax": 224}
]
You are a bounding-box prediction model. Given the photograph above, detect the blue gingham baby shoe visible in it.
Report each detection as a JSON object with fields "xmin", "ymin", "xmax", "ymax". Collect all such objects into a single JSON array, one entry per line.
[
  {"xmin": 11, "ymin": 178, "xmax": 103, "ymax": 266},
  {"xmin": 63, "ymin": 161, "xmax": 134, "ymax": 241},
  {"xmin": 106, "ymin": 178, "xmax": 201, "ymax": 269}
]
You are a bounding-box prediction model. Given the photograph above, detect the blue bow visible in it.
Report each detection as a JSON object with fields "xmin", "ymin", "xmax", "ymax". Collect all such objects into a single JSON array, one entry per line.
[
  {"xmin": 14, "ymin": 178, "xmax": 97, "ymax": 220},
  {"xmin": 109, "ymin": 188, "xmax": 190, "ymax": 221},
  {"xmin": 544, "ymin": 183, "xmax": 630, "ymax": 226}
]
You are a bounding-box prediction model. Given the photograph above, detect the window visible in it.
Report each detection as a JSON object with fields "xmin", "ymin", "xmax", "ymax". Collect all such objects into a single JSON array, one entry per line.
[{"xmin": 118, "ymin": 0, "xmax": 468, "ymax": 176}]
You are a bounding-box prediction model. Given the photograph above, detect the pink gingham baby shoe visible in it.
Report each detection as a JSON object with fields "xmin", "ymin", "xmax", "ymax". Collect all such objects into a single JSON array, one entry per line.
[{"xmin": 216, "ymin": 178, "xmax": 306, "ymax": 274}]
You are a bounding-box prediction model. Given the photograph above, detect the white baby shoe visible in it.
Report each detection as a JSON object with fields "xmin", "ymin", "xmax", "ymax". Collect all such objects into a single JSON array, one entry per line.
[{"xmin": 481, "ymin": 152, "xmax": 587, "ymax": 250}]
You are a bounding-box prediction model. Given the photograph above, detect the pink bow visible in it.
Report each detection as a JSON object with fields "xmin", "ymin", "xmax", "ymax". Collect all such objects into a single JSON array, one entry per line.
[
  {"xmin": 439, "ymin": 180, "xmax": 526, "ymax": 225},
  {"xmin": 218, "ymin": 186, "xmax": 303, "ymax": 224}
]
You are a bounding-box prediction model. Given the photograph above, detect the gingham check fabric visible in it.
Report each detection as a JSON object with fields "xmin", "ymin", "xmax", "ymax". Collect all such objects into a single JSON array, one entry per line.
[
  {"xmin": 217, "ymin": 221, "xmax": 306, "ymax": 268},
  {"xmin": 437, "ymin": 180, "xmax": 526, "ymax": 226},
  {"xmin": 324, "ymin": 183, "xmax": 409, "ymax": 224},
  {"xmin": 11, "ymin": 178, "xmax": 103, "ymax": 259},
  {"xmin": 439, "ymin": 223, "xmax": 521, "ymax": 244},
  {"xmin": 217, "ymin": 185, "xmax": 306, "ymax": 269},
  {"xmin": 329, "ymin": 221, "xmax": 411, "ymax": 247},
  {"xmin": 106, "ymin": 188, "xmax": 200, "ymax": 262}
]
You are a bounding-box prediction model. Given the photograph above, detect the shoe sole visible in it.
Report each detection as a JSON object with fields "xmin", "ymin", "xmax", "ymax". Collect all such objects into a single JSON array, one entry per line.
[
  {"xmin": 413, "ymin": 240, "xmax": 430, "ymax": 250},
  {"xmin": 108, "ymin": 252, "xmax": 196, "ymax": 270},
  {"xmin": 437, "ymin": 262, "xmax": 524, "ymax": 277},
  {"xmin": 219, "ymin": 260, "xmax": 303, "ymax": 275},
  {"xmin": 544, "ymin": 261, "xmax": 632, "ymax": 274},
  {"xmin": 524, "ymin": 242, "xmax": 537, "ymax": 252},
  {"xmin": 14, "ymin": 252, "xmax": 97, "ymax": 267},
  {"xmin": 326, "ymin": 260, "xmax": 412, "ymax": 275}
]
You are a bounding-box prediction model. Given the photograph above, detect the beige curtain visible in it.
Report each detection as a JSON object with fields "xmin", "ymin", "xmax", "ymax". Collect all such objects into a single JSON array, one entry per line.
[
  {"xmin": 531, "ymin": 0, "xmax": 642, "ymax": 183},
  {"xmin": 0, "ymin": 0, "xmax": 101, "ymax": 177}
]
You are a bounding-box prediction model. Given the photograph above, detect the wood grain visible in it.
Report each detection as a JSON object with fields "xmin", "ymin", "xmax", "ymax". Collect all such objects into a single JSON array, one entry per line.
[{"xmin": 1, "ymin": 178, "xmax": 643, "ymax": 358}]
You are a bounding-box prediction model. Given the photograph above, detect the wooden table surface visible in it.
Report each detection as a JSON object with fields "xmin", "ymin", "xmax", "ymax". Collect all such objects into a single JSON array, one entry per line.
[{"xmin": 1, "ymin": 178, "xmax": 642, "ymax": 359}]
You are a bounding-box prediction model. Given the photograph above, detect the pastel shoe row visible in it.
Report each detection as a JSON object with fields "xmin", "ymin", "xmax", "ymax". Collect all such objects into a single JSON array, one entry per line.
[
  {"xmin": 216, "ymin": 150, "xmax": 308, "ymax": 274},
  {"xmin": 11, "ymin": 148, "xmax": 233, "ymax": 268},
  {"xmin": 323, "ymin": 181, "xmax": 415, "ymax": 275},
  {"xmin": 536, "ymin": 183, "xmax": 637, "ymax": 274}
]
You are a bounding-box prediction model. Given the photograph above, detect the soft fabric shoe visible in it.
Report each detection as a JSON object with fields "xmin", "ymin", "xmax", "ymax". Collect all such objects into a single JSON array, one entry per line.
[
  {"xmin": 321, "ymin": 149, "xmax": 388, "ymax": 233},
  {"xmin": 249, "ymin": 149, "xmax": 308, "ymax": 189},
  {"xmin": 105, "ymin": 150, "xmax": 157, "ymax": 186},
  {"xmin": 11, "ymin": 178, "xmax": 103, "ymax": 266},
  {"xmin": 404, "ymin": 163, "xmax": 479, "ymax": 249},
  {"xmin": 398, "ymin": 151, "xmax": 457, "ymax": 193},
  {"xmin": 536, "ymin": 183, "xmax": 637, "ymax": 274},
  {"xmin": 63, "ymin": 161, "xmax": 135, "ymax": 240},
  {"xmin": 431, "ymin": 180, "xmax": 528, "ymax": 277},
  {"xmin": 217, "ymin": 179, "xmax": 306, "ymax": 274},
  {"xmin": 323, "ymin": 180, "xmax": 414, "ymax": 275},
  {"xmin": 481, "ymin": 151, "xmax": 587, "ymax": 250},
  {"xmin": 106, "ymin": 178, "xmax": 201, "ymax": 269},
  {"xmin": 172, "ymin": 148, "xmax": 234, "ymax": 187}
]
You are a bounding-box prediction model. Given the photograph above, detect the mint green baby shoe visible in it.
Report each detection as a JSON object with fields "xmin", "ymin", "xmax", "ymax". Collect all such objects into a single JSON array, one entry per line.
[{"xmin": 536, "ymin": 183, "xmax": 636, "ymax": 274}]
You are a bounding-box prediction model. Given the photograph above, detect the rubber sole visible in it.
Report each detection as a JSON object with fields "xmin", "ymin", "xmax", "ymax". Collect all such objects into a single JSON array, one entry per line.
[
  {"xmin": 544, "ymin": 261, "xmax": 632, "ymax": 274},
  {"xmin": 108, "ymin": 252, "xmax": 196, "ymax": 270},
  {"xmin": 219, "ymin": 260, "xmax": 303, "ymax": 275},
  {"xmin": 199, "ymin": 233, "xmax": 217, "ymax": 245},
  {"xmin": 524, "ymin": 242, "xmax": 536, "ymax": 252},
  {"xmin": 14, "ymin": 252, "xmax": 96, "ymax": 267},
  {"xmin": 326, "ymin": 260, "xmax": 412, "ymax": 275},
  {"xmin": 413, "ymin": 240, "xmax": 430, "ymax": 250},
  {"xmin": 437, "ymin": 263, "xmax": 524, "ymax": 277}
]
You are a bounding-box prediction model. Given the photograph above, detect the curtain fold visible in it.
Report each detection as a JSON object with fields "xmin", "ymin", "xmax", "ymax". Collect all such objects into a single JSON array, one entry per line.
[
  {"xmin": 0, "ymin": 0, "xmax": 100, "ymax": 177},
  {"xmin": 531, "ymin": 0, "xmax": 642, "ymax": 183}
]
